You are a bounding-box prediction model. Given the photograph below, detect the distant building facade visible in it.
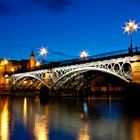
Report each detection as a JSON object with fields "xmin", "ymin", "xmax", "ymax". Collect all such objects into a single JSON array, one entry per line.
[{"xmin": 0, "ymin": 50, "xmax": 37, "ymax": 92}]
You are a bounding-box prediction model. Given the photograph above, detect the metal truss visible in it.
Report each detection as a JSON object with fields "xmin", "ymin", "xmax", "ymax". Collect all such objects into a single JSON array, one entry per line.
[
  {"xmin": 10, "ymin": 56, "xmax": 133, "ymax": 90},
  {"xmin": 10, "ymin": 70, "xmax": 47, "ymax": 87}
]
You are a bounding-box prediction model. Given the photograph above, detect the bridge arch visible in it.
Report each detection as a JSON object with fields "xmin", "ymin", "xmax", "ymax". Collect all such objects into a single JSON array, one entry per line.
[
  {"xmin": 52, "ymin": 67, "xmax": 130, "ymax": 89},
  {"xmin": 11, "ymin": 74, "xmax": 46, "ymax": 87}
]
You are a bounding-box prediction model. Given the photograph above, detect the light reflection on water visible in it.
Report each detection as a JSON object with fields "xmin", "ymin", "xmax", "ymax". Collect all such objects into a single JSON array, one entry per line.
[
  {"xmin": 0, "ymin": 96, "xmax": 139, "ymax": 140},
  {"xmin": 78, "ymin": 123, "xmax": 90, "ymax": 140},
  {"xmin": 23, "ymin": 98, "xmax": 27, "ymax": 127},
  {"xmin": 0, "ymin": 99, "xmax": 9, "ymax": 140}
]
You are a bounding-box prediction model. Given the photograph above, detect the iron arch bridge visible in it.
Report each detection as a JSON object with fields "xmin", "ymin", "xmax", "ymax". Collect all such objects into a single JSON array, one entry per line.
[{"xmin": 10, "ymin": 56, "xmax": 133, "ymax": 91}]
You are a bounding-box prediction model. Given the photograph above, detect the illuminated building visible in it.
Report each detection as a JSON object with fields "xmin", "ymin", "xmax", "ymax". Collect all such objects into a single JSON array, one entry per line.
[
  {"xmin": 30, "ymin": 50, "xmax": 35, "ymax": 69},
  {"xmin": 0, "ymin": 50, "xmax": 36, "ymax": 92}
]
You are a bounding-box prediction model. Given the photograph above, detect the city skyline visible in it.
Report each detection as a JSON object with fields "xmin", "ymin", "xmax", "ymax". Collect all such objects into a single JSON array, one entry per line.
[{"xmin": 0, "ymin": 0, "xmax": 140, "ymax": 61}]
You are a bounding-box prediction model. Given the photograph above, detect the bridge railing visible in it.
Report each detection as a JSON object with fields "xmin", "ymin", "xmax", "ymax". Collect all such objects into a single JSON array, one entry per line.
[
  {"xmin": 133, "ymin": 46, "xmax": 140, "ymax": 52},
  {"xmin": 60, "ymin": 46, "xmax": 140, "ymax": 64},
  {"xmin": 90, "ymin": 49, "xmax": 129, "ymax": 59}
]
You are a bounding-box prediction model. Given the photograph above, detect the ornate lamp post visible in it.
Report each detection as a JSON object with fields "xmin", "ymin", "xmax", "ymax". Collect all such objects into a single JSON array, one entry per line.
[
  {"xmin": 38, "ymin": 46, "xmax": 48, "ymax": 67},
  {"xmin": 123, "ymin": 20, "xmax": 139, "ymax": 53},
  {"xmin": 79, "ymin": 50, "xmax": 89, "ymax": 59}
]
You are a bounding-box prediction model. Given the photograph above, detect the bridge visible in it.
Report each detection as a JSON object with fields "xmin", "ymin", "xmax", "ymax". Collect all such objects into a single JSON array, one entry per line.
[{"xmin": 10, "ymin": 47, "xmax": 140, "ymax": 93}]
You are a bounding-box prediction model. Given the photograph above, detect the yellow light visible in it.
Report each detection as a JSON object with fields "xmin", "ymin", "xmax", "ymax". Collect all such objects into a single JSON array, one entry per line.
[
  {"xmin": 39, "ymin": 47, "xmax": 48, "ymax": 57},
  {"xmin": 23, "ymin": 98, "xmax": 27, "ymax": 127},
  {"xmin": 128, "ymin": 20, "xmax": 134, "ymax": 27},
  {"xmin": 11, "ymin": 68, "xmax": 14, "ymax": 72},
  {"xmin": 123, "ymin": 20, "xmax": 139, "ymax": 33},
  {"xmin": 34, "ymin": 115, "xmax": 49, "ymax": 140},
  {"xmin": 80, "ymin": 50, "xmax": 89, "ymax": 59},
  {"xmin": 133, "ymin": 24, "xmax": 139, "ymax": 31},
  {"xmin": 132, "ymin": 120, "xmax": 140, "ymax": 140},
  {"xmin": 3, "ymin": 59, "xmax": 8, "ymax": 65},
  {"xmin": 24, "ymin": 81, "xmax": 27, "ymax": 84},
  {"xmin": 124, "ymin": 25, "xmax": 131, "ymax": 32},
  {"xmin": 1, "ymin": 101, "xmax": 9, "ymax": 140},
  {"xmin": 36, "ymin": 61, "xmax": 40, "ymax": 67},
  {"xmin": 78, "ymin": 123, "xmax": 90, "ymax": 140},
  {"xmin": 5, "ymin": 75, "xmax": 8, "ymax": 78}
]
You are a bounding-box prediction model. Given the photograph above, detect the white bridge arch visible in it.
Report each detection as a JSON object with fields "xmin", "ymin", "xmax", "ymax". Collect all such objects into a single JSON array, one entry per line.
[
  {"xmin": 10, "ymin": 56, "xmax": 133, "ymax": 90},
  {"xmin": 51, "ymin": 67, "xmax": 130, "ymax": 90}
]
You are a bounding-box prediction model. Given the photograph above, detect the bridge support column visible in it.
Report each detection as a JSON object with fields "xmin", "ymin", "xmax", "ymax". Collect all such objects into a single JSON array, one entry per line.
[{"xmin": 131, "ymin": 55, "xmax": 140, "ymax": 84}]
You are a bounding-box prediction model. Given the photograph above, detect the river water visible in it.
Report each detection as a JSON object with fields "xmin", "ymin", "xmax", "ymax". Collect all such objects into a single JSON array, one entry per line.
[{"xmin": 0, "ymin": 95, "xmax": 140, "ymax": 140}]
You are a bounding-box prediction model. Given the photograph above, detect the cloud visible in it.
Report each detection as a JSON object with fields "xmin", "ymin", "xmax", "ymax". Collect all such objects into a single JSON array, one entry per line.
[
  {"xmin": 50, "ymin": 51, "xmax": 73, "ymax": 57},
  {"xmin": 47, "ymin": 0, "xmax": 73, "ymax": 11},
  {"xmin": 0, "ymin": 0, "xmax": 73, "ymax": 16},
  {"xmin": 30, "ymin": 0, "xmax": 73, "ymax": 12}
]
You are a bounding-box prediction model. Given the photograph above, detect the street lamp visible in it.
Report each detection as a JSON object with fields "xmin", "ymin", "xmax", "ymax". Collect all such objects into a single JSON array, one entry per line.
[
  {"xmin": 123, "ymin": 20, "xmax": 139, "ymax": 53},
  {"xmin": 79, "ymin": 50, "xmax": 89, "ymax": 59},
  {"xmin": 38, "ymin": 46, "xmax": 48, "ymax": 66}
]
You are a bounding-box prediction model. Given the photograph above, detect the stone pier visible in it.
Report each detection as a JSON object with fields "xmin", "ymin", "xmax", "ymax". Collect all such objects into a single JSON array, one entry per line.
[{"xmin": 131, "ymin": 55, "xmax": 140, "ymax": 84}]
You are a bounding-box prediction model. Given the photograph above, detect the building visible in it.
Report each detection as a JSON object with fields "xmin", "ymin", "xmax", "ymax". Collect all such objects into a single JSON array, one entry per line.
[
  {"xmin": 0, "ymin": 50, "xmax": 37, "ymax": 92},
  {"xmin": 30, "ymin": 50, "xmax": 35, "ymax": 69}
]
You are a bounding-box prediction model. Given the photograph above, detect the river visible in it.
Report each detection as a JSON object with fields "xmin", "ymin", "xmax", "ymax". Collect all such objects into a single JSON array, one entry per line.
[{"xmin": 0, "ymin": 95, "xmax": 140, "ymax": 140}]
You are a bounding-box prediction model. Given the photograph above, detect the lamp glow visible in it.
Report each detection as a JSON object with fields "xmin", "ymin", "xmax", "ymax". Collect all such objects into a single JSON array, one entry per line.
[
  {"xmin": 80, "ymin": 50, "xmax": 89, "ymax": 59},
  {"xmin": 123, "ymin": 20, "xmax": 139, "ymax": 53},
  {"xmin": 39, "ymin": 47, "xmax": 48, "ymax": 57}
]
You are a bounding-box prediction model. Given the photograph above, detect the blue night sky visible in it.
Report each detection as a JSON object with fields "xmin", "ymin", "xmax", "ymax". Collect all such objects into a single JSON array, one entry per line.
[{"xmin": 0, "ymin": 0, "xmax": 140, "ymax": 61}]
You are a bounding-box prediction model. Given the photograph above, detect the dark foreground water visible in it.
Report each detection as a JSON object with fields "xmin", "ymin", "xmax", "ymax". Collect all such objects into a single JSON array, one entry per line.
[{"xmin": 0, "ymin": 95, "xmax": 140, "ymax": 140}]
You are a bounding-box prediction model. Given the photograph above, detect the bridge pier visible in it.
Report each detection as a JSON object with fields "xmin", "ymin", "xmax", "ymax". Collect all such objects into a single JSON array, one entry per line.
[{"xmin": 131, "ymin": 55, "xmax": 140, "ymax": 84}]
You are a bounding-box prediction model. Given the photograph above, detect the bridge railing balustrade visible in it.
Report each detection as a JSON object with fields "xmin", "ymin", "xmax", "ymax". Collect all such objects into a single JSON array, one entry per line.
[
  {"xmin": 91, "ymin": 49, "xmax": 129, "ymax": 60},
  {"xmin": 132, "ymin": 46, "xmax": 140, "ymax": 53},
  {"xmin": 137, "ymin": 47, "xmax": 140, "ymax": 52}
]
